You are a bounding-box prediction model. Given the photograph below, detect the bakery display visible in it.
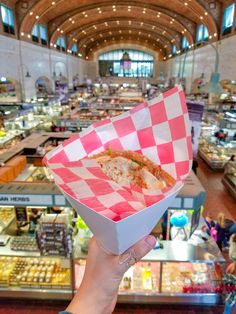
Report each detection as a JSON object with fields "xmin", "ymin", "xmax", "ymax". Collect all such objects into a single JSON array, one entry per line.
[
  {"xmin": 91, "ymin": 150, "xmax": 176, "ymax": 189},
  {"xmin": 10, "ymin": 236, "xmax": 39, "ymax": 252},
  {"xmin": 0, "ymin": 256, "xmax": 71, "ymax": 288},
  {"xmin": 199, "ymin": 140, "xmax": 231, "ymax": 170}
]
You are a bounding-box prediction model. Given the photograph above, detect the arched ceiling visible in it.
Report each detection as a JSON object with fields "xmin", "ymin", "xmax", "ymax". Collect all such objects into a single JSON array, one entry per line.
[{"xmin": 15, "ymin": 0, "xmax": 224, "ymax": 60}]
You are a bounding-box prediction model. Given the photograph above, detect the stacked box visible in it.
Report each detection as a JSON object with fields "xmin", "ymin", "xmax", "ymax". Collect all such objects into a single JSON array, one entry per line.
[{"xmin": 36, "ymin": 214, "xmax": 73, "ymax": 258}]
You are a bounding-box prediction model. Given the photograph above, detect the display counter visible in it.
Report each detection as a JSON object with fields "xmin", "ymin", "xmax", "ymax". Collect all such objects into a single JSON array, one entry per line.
[
  {"xmin": 0, "ymin": 130, "xmax": 24, "ymax": 155},
  {"xmin": 0, "ymin": 167, "xmax": 223, "ymax": 304},
  {"xmin": 0, "ymin": 132, "xmax": 70, "ymax": 165},
  {"xmin": 75, "ymin": 239, "xmax": 224, "ymax": 305},
  {"xmin": 0, "ymin": 254, "xmax": 73, "ymax": 300},
  {"xmin": 222, "ymin": 161, "xmax": 236, "ymax": 200},
  {"xmin": 199, "ymin": 140, "xmax": 230, "ymax": 170}
]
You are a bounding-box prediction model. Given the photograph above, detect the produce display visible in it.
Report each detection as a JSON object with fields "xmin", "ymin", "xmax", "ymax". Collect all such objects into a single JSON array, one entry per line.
[{"xmin": 0, "ymin": 256, "xmax": 71, "ymax": 288}]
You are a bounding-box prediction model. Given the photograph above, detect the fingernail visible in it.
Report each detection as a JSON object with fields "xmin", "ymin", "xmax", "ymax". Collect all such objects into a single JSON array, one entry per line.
[{"xmin": 144, "ymin": 235, "xmax": 156, "ymax": 248}]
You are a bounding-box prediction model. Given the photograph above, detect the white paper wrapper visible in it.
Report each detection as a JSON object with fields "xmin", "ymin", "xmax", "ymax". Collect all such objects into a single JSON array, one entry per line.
[{"xmin": 45, "ymin": 85, "xmax": 192, "ymax": 254}]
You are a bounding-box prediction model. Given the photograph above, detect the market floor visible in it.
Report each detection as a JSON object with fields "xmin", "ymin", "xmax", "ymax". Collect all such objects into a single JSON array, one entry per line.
[
  {"xmin": 0, "ymin": 157, "xmax": 235, "ymax": 313},
  {"xmin": 197, "ymin": 157, "xmax": 236, "ymax": 221}
]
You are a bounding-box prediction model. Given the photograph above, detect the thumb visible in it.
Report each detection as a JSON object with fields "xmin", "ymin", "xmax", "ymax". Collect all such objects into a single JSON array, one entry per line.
[
  {"xmin": 131, "ymin": 235, "xmax": 156, "ymax": 261},
  {"xmin": 118, "ymin": 235, "xmax": 156, "ymax": 274}
]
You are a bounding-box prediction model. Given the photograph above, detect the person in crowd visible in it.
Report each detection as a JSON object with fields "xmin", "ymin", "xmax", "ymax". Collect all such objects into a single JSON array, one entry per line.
[
  {"xmin": 215, "ymin": 213, "xmax": 229, "ymax": 251},
  {"xmin": 224, "ymin": 155, "xmax": 236, "ymax": 175},
  {"xmin": 224, "ymin": 233, "xmax": 236, "ymax": 314},
  {"xmin": 59, "ymin": 235, "xmax": 156, "ymax": 314},
  {"xmin": 50, "ymin": 121, "xmax": 57, "ymax": 132},
  {"xmin": 226, "ymin": 233, "xmax": 236, "ymax": 275},
  {"xmin": 215, "ymin": 129, "xmax": 227, "ymax": 143},
  {"xmin": 161, "ymin": 210, "xmax": 168, "ymax": 240},
  {"xmin": 204, "ymin": 213, "xmax": 216, "ymax": 232},
  {"xmin": 192, "ymin": 159, "xmax": 199, "ymax": 175}
]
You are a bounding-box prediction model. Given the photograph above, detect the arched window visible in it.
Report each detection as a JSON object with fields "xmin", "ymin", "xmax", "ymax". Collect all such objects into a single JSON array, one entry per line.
[
  {"xmin": 172, "ymin": 45, "xmax": 177, "ymax": 56},
  {"xmin": 98, "ymin": 49, "xmax": 154, "ymax": 77},
  {"xmin": 181, "ymin": 36, "xmax": 189, "ymax": 51},
  {"xmin": 0, "ymin": 4, "xmax": 15, "ymax": 35},
  {"xmin": 39, "ymin": 25, "xmax": 48, "ymax": 45},
  {"xmin": 31, "ymin": 23, "xmax": 48, "ymax": 45},
  {"xmin": 56, "ymin": 35, "xmax": 66, "ymax": 52},
  {"xmin": 32, "ymin": 24, "xmax": 39, "ymax": 42},
  {"xmin": 196, "ymin": 24, "xmax": 209, "ymax": 43},
  {"xmin": 222, "ymin": 3, "xmax": 235, "ymax": 35},
  {"xmin": 71, "ymin": 43, "xmax": 78, "ymax": 56}
]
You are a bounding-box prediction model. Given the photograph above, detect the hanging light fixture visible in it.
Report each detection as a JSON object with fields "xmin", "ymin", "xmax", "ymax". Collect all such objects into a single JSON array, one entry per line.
[
  {"xmin": 25, "ymin": 71, "xmax": 31, "ymax": 78},
  {"xmin": 200, "ymin": 43, "xmax": 224, "ymax": 95}
]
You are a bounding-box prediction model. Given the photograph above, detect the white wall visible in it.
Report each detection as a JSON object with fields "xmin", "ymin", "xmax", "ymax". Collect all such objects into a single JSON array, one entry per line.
[
  {"xmin": 165, "ymin": 35, "xmax": 236, "ymax": 94},
  {"xmin": 0, "ymin": 35, "xmax": 87, "ymax": 101}
]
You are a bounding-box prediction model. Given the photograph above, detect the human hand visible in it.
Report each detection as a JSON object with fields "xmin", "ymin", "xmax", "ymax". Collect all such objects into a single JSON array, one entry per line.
[
  {"xmin": 66, "ymin": 235, "xmax": 156, "ymax": 314},
  {"xmin": 226, "ymin": 262, "xmax": 236, "ymax": 275}
]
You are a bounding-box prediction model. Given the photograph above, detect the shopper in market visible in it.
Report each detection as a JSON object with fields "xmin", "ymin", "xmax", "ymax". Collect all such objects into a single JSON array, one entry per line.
[
  {"xmin": 59, "ymin": 235, "xmax": 156, "ymax": 314},
  {"xmin": 215, "ymin": 213, "xmax": 228, "ymax": 251},
  {"xmin": 226, "ymin": 233, "xmax": 236, "ymax": 275}
]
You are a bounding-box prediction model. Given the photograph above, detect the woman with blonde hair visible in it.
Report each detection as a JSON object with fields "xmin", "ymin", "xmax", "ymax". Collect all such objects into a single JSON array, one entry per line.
[{"xmin": 216, "ymin": 212, "xmax": 227, "ymax": 251}]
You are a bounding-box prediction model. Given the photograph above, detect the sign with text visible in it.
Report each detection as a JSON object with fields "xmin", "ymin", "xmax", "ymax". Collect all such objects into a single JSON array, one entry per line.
[{"xmin": 0, "ymin": 194, "xmax": 52, "ymax": 206}]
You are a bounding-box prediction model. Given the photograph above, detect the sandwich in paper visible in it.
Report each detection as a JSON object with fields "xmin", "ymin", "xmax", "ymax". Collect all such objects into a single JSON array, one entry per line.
[{"xmin": 90, "ymin": 149, "xmax": 176, "ymax": 190}]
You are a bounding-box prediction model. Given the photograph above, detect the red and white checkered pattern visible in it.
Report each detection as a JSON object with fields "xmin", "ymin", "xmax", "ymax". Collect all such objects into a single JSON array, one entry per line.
[{"xmin": 45, "ymin": 85, "xmax": 192, "ymax": 222}]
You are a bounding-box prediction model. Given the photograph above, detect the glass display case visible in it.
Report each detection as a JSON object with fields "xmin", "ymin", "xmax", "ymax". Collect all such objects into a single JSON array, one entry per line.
[
  {"xmin": 222, "ymin": 161, "xmax": 236, "ymax": 200},
  {"xmin": 0, "ymin": 254, "xmax": 73, "ymax": 300},
  {"xmin": 74, "ymin": 240, "xmax": 225, "ymax": 305},
  {"xmin": 0, "ymin": 211, "xmax": 74, "ymax": 299},
  {"xmin": 0, "ymin": 206, "xmax": 15, "ymax": 234},
  {"xmin": 199, "ymin": 139, "xmax": 231, "ymax": 170}
]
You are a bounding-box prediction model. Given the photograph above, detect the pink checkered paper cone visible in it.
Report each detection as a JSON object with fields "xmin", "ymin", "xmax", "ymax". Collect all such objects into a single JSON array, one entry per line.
[{"xmin": 44, "ymin": 85, "xmax": 192, "ymax": 254}]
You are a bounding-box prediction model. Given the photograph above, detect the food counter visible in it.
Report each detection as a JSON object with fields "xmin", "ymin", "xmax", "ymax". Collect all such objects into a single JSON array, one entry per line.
[
  {"xmin": 0, "ymin": 207, "xmax": 15, "ymax": 234},
  {"xmin": 0, "ymin": 130, "xmax": 24, "ymax": 155},
  {"xmin": 59, "ymin": 96, "xmax": 141, "ymax": 130},
  {"xmin": 0, "ymin": 165, "xmax": 223, "ymax": 304},
  {"xmin": 0, "ymin": 132, "xmax": 70, "ymax": 166},
  {"xmin": 75, "ymin": 239, "xmax": 224, "ymax": 305},
  {"xmin": 0, "ymin": 254, "xmax": 73, "ymax": 300},
  {"xmin": 199, "ymin": 140, "xmax": 230, "ymax": 170},
  {"xmin": 222, "ymin": 161, "xmax": 236, "ymax": 200}
]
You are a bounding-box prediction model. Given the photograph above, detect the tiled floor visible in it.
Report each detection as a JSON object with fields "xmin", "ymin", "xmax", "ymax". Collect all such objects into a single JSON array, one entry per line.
[
  {"xmin": 197, "ymin": 158, "xmax": 236, "ymax": 221},
  {"xmin": 0, "ymin": 157, "xmax": 235, "ymax": 313}
]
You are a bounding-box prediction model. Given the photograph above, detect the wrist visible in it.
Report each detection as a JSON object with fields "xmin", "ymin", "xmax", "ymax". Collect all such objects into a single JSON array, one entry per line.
[{"xmin": 66, "ymin": 284, "xmax": 117, "ymax": 314}]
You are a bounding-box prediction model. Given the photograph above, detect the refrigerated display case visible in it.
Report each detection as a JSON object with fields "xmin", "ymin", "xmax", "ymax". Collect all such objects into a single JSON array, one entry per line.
[
  {"xmin": 222, "ymin": 161, "xmax": 236, "ymax": 200},
  {"xmin": 74, "ymin": 239, "xmax": 225, "ymax": 305},
  {"xmin": 0, "ymin": 253, "xmax": 73, "ymax": 300},
  {"xmin": 0, "ymin": 207, "xmax": 15, "ymax": 234},
  {"xmin": 199, "ymin": 140, "xmax": 230, "ymax": 170}
]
